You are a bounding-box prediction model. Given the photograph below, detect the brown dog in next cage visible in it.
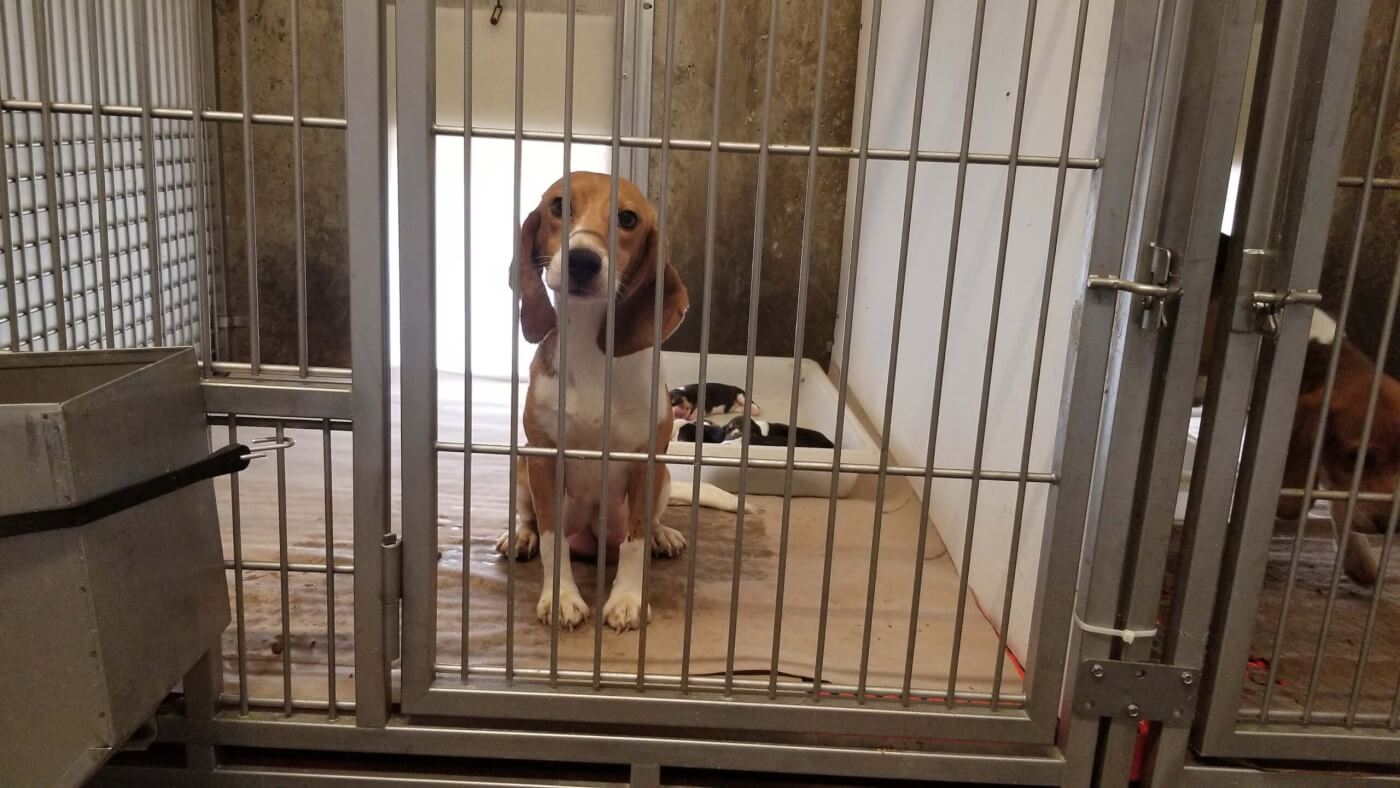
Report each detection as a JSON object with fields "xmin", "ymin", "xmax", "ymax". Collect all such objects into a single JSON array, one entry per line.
[
  {"xmin": 502, "ymin": 172, "xmax": 690, "ymax": 633},
  {"xmin": 1201, "ymin": 234, "xmax": 1400, "ymax": 585}
]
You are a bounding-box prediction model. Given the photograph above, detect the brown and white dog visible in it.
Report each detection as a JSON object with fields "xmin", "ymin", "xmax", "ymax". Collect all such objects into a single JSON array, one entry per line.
[{"xmin": 501, "ymin": 172, "xmax": 689, "ymax": 632}]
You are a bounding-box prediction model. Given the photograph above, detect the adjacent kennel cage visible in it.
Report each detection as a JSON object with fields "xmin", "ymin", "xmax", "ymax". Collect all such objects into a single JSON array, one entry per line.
[{"xmin": 3, "ymin": 0, "xmax": 1400, "ymax": 784}]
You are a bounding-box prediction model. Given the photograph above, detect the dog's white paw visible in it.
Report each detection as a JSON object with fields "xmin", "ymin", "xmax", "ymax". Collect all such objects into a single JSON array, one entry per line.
[
  {"xmin": 651, "ymin": 524, "xmax": 687, "ymax": 557},
  {"xmin": 496, "ymin": 527, "xmax": 538, "ymax": 560},
  {"xmin": 536, "ymin": 587, "xmax": 590, "ymax": 629},
  {"xmin": 602, "ymin": 589, "xmax": 650, "ymax": 632}
]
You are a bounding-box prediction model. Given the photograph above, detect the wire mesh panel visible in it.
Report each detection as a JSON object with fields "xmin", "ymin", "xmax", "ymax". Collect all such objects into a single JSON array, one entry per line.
[{"xmin": 0, "ymin": 0, "xmax": 215, "ymax": 353}]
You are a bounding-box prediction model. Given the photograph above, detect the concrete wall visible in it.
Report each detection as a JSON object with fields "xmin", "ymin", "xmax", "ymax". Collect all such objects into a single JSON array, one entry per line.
[
  {"xmin": 213, "ymin": 0, "xmax": 349, "ymax": 368},
  {"xmin": 1323, "ymin": 0, "xmax": 1400, "ymax": 376},
  {"xmin": 833, "ymin": 0, "xmax": 1113, "ymax": 658},
  {"xmin": 644, "ymin": 0, "xmax": 861, "ymax": 368}
]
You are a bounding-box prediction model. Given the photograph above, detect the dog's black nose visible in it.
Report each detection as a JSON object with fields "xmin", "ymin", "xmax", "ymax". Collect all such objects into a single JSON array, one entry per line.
[{"xmin": 567, "ymin": 248, "xmax": 602, "ymax": 280}]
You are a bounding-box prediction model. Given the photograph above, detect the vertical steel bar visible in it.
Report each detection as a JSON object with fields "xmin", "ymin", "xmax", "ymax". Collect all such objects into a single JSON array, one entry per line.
[
  {"xmin": 86, "ymin": 0, "xmax": 115, "ymax": 348},
  {"xmin": 394, "ymin": 0, "xmax": 438, "ymax": 703},
  {"xmin": 322, "ymin": 420, "xmax": 338, "ymax": 720},
  {"xmin": 275, "ymin": 422, "xmax": 292, "ymax": 714},
  {"xmin": 199, "ymin": 0, "xmax": 228, "ymax": 358},
  {"xmin": 549, "ymin": 0, "xmax": 577, "ymax": 687},
  {"xmin": 1306, "ymin": 237, "xmax": 1400, "ymax": 721},
  {"xmin": 237, "ymin": 0, "xmax": 258, "ymax": 368},
  {"xmin": 31, "ymin": 0, "xmax": 71, "ymax": 350},
  {"xmin": 636, "ymin": 0, "xmax": 677, "ymax": 688},
  {"xmin": 0, "ymin": 44, "xmax": 17, "ymax": 352},
  {"xmin": 681, "ymin": 0, "xmax": 729, "ymax": 693},
  {"xmin": 48, "ymin": 0, "xmax": 80, "ymax": 347},
  {"xmin": 184, "ymin": 0, "xmax": 213, "ymax": 371},
  {"xmin": 504, "ymin": 0, "xmax": 527, "ymax": 681},
  {"xmin": 5, "ymin": 0, "xmax": 53, "ymax": 349},
  {"xmin": 812, "ymin": 0, "xmax": 882, "ymax": 698},
  {"xmin": 459, "ymin": 0, "xmax": 474, "ymax": 684},
  {"xmin": 594, "ymin": 0, "xmax": 627, "ymax": 688},
  {"xmin": 228, "ymin": 417, "xmax": 249, "ymax": 715},
  {"xmin": 946, "ymin": 0, "xmax": 1035, "ymax": 703},
  {"xmin": 768, "ymin": 0, "xmax": 831, "ymax": 698},
  {"xmin": 1260, "ymin": 0, "xmax": 1400, "ymax": 719},
  {"xmin": 725, "ymin": 0, "xmax": 782, "ymax": 696},
  {"xmin": 856, "ymin": 0, "xmax": 946, "ymax": 705},
  {"xmin": 344, "ymin": 0, "xmax": 391, "ymax": 728},
  {"xmin": 988, "ymin": 0, "xmax": 1090, "ymax": 709},
  {"xmin": 1346, "ymin": 477, "xmax": 1400, "ymax": 723},
  {"xmin": 135, "ymin": 0, "xmax": 165, "ymax": 345},
  {"xmin": 291, "ymin": 0, "xmax": 308, "ymax": 376}
]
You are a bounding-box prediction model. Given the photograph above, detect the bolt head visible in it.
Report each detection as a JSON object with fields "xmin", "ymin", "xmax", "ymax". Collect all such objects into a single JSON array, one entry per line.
[
  {"xmin": 1126, "ymin": 703, "xmax": 1141, "ymax": 718},
  {"xmin": 1181, "ymin": 671, "xmax": 1194, "ymax": 685},
  {"xmin": 1090, "ymin": 663, "xmax": 1105, "ymax": 678}
]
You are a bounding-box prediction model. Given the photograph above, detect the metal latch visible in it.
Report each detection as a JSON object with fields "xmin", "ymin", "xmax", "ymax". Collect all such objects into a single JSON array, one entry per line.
[
  {"xmin": 1074, "ymin": 660, "xmax": 1198, "ymax": 723},
  {"xmin": 1086, "ymin": 242, "xmax": 1181, "ymax": 330},
  {"xmin": 1234, "ymin": 248, "xmax": 1324, "ymax": 335},
  {"xmin": 1249, "ymin": 287, "xmax": 1323, "ymax": 336}
]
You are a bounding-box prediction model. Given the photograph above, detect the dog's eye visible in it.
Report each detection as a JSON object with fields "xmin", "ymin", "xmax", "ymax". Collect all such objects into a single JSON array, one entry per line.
[
  {"xmin": 550, "ymin": 196, "xmax": 563, "ymax": 218},
  {"xmin": 618, "ymin": 210, "xmax": 639, "ymax": 230}
]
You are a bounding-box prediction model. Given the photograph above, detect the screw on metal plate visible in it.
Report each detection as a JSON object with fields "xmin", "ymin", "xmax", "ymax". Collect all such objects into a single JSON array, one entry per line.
[
  {"xmin": 1126, "ymin": 704, "xmax": 1141, "ymax": 719},
  {"xmin": 1181, "ymin": 671, "xmax": 1194, "ymax": 686},
  {"xmin": 1091, "ymin": 663, "xmax": 1105, "ymax": 679}
]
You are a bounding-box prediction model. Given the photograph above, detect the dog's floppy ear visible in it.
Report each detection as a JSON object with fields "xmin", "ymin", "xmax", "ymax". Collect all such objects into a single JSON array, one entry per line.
[
  {"xmin": 607, "ymin": 224, "xmax": 688, "ymax": 357},
  {"xmin": 513, "ymin": 207, "xmax": 556, "ymax": 343}
]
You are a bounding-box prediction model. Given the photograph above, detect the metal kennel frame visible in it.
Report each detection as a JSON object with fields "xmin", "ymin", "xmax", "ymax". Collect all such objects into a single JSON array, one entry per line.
[{"xmin": 4, "ymin": 0, "xmax": 1399, "ymax": 784}]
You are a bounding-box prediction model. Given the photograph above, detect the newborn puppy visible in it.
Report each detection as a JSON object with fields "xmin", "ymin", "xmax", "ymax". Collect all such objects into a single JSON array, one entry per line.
[
  {"xmin": 675, "ymin": 419, "xmax": 728, "ymax": 443},
  {"xmin": 669, "ymin": 383, "xmax": 760, "ymax": 422},
  {"xmin": 722, "ymin": 416, "xmax": 835, "ymax": 449}
]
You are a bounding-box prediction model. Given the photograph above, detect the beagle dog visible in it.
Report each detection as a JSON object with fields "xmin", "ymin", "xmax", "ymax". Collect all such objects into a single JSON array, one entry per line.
[
  {"xmin": 500, "ymin": 172, "xmax": 689, "ymax": 632},
  {"xmin": 1202, "ymin": 234, "xmax": 1400, "ymax": 584}
]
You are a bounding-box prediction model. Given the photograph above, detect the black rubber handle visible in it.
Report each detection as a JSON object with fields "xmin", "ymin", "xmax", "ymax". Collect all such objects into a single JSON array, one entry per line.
[{"xmin": 0, "ymin": 443, "xmax": 253, "ymax": 539}]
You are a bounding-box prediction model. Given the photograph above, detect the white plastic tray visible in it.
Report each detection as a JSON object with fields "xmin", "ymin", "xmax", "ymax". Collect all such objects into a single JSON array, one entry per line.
[{"xmin": 661, "ymin": 352, "xmax": 882, "ymax": 498}]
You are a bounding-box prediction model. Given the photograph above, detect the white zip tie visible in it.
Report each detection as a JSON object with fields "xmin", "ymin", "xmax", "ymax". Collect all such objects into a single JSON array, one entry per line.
[{"xmin": 1073, "ymin": 612, "xmax": 1157, "ymax": 645}]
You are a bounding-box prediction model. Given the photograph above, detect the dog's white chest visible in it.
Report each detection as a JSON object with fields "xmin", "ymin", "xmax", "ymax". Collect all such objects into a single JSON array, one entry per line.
[{"xmin": 533, "ymin": 346, "xmax": 667, "ymax": 453}]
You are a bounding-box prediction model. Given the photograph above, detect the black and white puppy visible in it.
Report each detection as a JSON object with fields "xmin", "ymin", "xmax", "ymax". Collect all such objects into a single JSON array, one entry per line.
[
  {"xmin": 670, "ymin": 382, "xmax": 760, "ymax": 422},
  {"xmin": 675, "ymin": 419, "xmax": 728, "ymax": 443},
  {"xmin": 721, "ymin": 416, "xmax": 835, "ymax": 449}
]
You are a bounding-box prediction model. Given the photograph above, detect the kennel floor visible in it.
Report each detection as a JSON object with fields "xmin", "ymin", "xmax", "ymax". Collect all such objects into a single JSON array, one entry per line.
[
  {"xmin": 213, "ymin": 373, "xmax": 1020, "ymax": 708},
  {"xmin": 1162, "ymin": 515, "xmax": 1400, "ymax": 723}
]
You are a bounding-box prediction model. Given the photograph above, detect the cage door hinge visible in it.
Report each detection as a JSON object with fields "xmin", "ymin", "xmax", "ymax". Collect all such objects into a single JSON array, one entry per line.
[
  {"xmin": 1086, "ymin": 242, "xmax": 1181, "ymax": 331},
  {"xmin": 1073, "ymin": 660, "xmax": 1199, "ymax": 723},
  {"xmin": 382, "ymin": 533, "xmax": 402, "ymax": 663}
]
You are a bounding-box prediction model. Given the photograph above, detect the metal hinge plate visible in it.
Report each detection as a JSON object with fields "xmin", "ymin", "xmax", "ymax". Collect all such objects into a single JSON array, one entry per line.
[{"xmin": 1074, "ymin": 660, "xmax": 1198, "ymax": 723}]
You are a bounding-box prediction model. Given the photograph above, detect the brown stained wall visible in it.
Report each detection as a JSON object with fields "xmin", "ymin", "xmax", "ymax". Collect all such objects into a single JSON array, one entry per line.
[
  {"xmin": 646, "ymin": 0, "xmax": 861, "ymax": 368},
  {"xmin": 213, "ymin": 0, "xmax": 350, "ymax": 369},
  {"xmin": 1325, "ymin": 0, "xmax": 1400, "ymax": 376}
]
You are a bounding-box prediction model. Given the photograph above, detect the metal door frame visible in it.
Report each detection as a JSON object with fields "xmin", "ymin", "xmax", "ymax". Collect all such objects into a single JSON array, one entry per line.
[
  {"xmin": 1152, "ymin": 0, "xmax": 1400, "ymax": 770},
  {"xmin": 384, "ymin": 0, "xmax": 1244, "ymax": 766}
]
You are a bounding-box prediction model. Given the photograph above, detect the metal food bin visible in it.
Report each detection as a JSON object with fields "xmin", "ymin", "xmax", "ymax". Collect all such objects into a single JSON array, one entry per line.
[{"xmin": 0, "ymin": 348, "xmax": 232, "ymax": 787}]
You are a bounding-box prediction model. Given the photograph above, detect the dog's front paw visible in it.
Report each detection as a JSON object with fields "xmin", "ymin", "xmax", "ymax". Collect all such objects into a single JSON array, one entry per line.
[
  {"xmin": 496, "ymin": 527, "xmax": 538, "ymax": 560},
  {"xmin": 536, "ymin": 588, "xmax": 590, "ymax": 629},
  {"xmin": 602, "ymin": 589, "xmax": 650, "ymax": 632},
  {"xmin": 651, "ymin": 524, "xmax": 687, "ymax": 557}
]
